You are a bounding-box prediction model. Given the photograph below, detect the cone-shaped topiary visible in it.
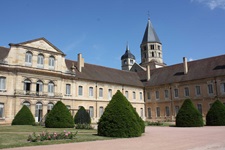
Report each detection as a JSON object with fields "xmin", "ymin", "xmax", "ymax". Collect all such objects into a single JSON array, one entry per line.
[
  {"xmin": 206, "ymin": 100, "xmax": 225, "ymax": 126},
  {"xmin": 98, "ymin": 90, "xmax": 143, "ymax": 138},
  {"xmin": 176, "ymin": 99, "xmax": 203, "ymax": 127},
  {"xmin": 74, "ymin": 106, "xmax": 91, "ymax": 124},
  {"xmin": 12, "ymin": 105, "xmax": 35, "ymax": 125},
  {"xmin": 45, "ymin": 101, "xmax": 74, "ymax": 128}
]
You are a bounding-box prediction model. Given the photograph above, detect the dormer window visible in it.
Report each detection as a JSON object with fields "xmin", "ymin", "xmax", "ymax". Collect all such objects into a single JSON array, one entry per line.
[
  {"xmin": 49, "ymin": 56, "xmax": 55, "ymax": 70},
  {"xmin": 25, "ymin": 51, "xmax": 32, "ymax": 66},
  {"xmin": 37, "ymin": 54, "xmax": 44, "ymax": 68}
]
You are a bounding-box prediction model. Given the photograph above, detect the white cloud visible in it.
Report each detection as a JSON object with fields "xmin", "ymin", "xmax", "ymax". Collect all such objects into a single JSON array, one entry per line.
[
  {"xmin": 189, "ymin": 57, "xmax": 194, "ymax": 61},
  {"xmin": 191, "ymin": 0, "xmax": 225, "ymax": 10}
]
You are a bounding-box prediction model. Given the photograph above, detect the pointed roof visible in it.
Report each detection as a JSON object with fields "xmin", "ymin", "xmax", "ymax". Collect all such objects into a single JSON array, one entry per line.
[
  {"xmin": 121, "ymin": 43, "xmax": 136, "ymax": 60},
  {"xmin": 141, "ymin": 19, "xmax": 161, "ymax": 44}
]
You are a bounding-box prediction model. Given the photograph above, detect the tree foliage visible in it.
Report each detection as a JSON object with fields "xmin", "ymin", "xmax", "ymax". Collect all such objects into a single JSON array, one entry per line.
[
  {"xmin": 12, "ymin": 105, "xmax": 35, "ymax": 125},
  {"xmin": 74, "ymin": 106, "xmax": 91, "ymax": 124}
]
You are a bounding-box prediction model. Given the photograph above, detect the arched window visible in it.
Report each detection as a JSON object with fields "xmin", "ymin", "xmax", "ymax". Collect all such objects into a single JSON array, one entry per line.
[
  {"xmin": 48, "ymin": 81, "xmax": 54, "ymax": 96},
  {"xmin": 0, "ymin": 77, "xmax": 6, "ymax": 90},
  {"xmin": 24, "ymin": 79, "xmax": 31, "ymax": 94},
  {"xmin": 0, "ymin": 103, "xmax": 4, "ymax": 118},
  {"xmin": 23, "ymin": 101, "xmax": 31, "ymax": 109},
  {"xmin": 49, "ymin": 56, "xmax": 55, "ymax": 70},
  {"xmin": 37, "ymin": 54, "xmax": 44, "ymax": 68},
  {"xmin": 35, "ymin": 102, "xmax": 43, "ymax": 122},
  {"xmin": 47, "ymin": 102, "xmax": 54, "ymax": 113},
  {"xmin": 36, "ymin": 80, "xmax": 43, "ymax": 95},
  {"xmin": 25, "ymin": 51, "xmax": 32, "ymax": 66}
]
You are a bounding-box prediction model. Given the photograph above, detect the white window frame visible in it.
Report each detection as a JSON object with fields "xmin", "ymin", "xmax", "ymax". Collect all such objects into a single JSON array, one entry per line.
[
  {"xmin": 89, "ymin": 106, "xmax": 94, "ymax": 118},
  {"xmin": 66, "ymin": 84, "xmax": 71, "ymax": 96},
  {"xmin": 23, "ymin": 101, "xmax": 31, "ymax": 109},
  {"xmin": 184, "ymin": 87, "xmax": 189, "ymax": 97},
  {"xmin": 125, "ymin": 91, "xmax": 128, "ymax": 99},
  {"xmin": 0, "ymin": 103, "xmax": 4, "ymax": 118},
  {"xmin": 48, "ymin": 82, "xmax": 54, "ymax": 96},
  {"xmin": 0, "ymin": 77, "xmax": 6, "ymax": 91},
  {"xmin": 89, "ymin": 87, "xmax": 93, "ymax": 97},
  {"xmin": 165, "ymin": 106, "xmax": 170, "ymax": 117},
  {"xmin": 99, "ymin": 88, "xmax": 103, "ymax": 98},
  {"xmin": 133, "ymin": 91, "xmax": 136, "ymax": 100},
  {"xmin": 49, "ymin": 56, "xmax": 55, "ymax": 70},
  {"xmin": 99, "ymin": 106, "xmax": 104, "ymax": 117},
  {"xmin": 174, "ymin": 88, "xmax": 179, "ymax": 98},
  {"xmin": 78, "ymin": 86, "xmax": 83, "ymax": 96},
  {"xmin": 220, "ymin": 83, "xmax": 225, "ymax": 94},
  {"xmin": 108, "ymin": 89, "xmax": 112, "ymax": 99},
  {"xmin": 195, "ymin": 85, "xmax": 201, "ymax": 96},
  {"xmin": 155, "ymin": 91, "xmax": 159, "ymax": 100},
  {"xmin": 208, "ymin": 84, "xmax": 214, "ymax": 95},
  {"xmin": 37, "ymin": 54, "xmax": 44, "ymax": 68},
  {"xmin": 147, "ymin": 107, "xmax": 151, "ymax": 119},
  {"xmin": 25, "ymin": 51, "xmax": 32, "ymax": 66},
  {"xmin": 140, "ymin": 108, "xmax": 143, "ymax": 118},
  {"xmin": 164, "ymin": 90, "xmax": 169, "ymax": 99},
  {"xmin": 140, "ymin": 92, "xmax": 143, "ymax": 100}
]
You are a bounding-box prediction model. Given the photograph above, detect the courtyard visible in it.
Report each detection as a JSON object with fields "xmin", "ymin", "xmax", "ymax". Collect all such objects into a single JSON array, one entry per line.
[{"xmin": 2, "ymin": 126, "xmax": 225, "ymax": 150}]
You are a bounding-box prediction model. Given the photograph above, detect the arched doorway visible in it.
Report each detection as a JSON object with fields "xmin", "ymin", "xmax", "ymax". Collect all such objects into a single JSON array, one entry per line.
[{"xmin": 35, "ymin": 102, "xmax": 43, "ymax": 122}]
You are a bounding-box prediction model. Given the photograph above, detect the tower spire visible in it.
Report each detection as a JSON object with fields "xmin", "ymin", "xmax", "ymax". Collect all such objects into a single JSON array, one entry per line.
[{"xmin": 126, "ymin": 41, "xmax": 129, "ymax": 51}]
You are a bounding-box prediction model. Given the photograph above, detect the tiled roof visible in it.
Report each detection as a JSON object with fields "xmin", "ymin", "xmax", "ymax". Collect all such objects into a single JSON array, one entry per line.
[
  {"xmin": 0, "ymin": 47, "xmax": 10, "ymax": 60},
  {"xmin": 145, "ymin": 54, "xmax": 225, "ymax": 87},
  {"xmin": 65, "ymin": 59, "xmax": 144, "ymax": 87}
]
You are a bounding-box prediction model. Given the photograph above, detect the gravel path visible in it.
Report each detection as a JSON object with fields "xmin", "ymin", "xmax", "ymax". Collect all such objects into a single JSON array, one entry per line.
[{"xmin": 3, "ymin": 126, "xmax": 225, "ymax": 150}]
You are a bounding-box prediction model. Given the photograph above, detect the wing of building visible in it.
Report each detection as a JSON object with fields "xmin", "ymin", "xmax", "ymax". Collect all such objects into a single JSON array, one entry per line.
[{"xmin": 0, "ymin": 19, "xmax": 225, "ymax": 124}]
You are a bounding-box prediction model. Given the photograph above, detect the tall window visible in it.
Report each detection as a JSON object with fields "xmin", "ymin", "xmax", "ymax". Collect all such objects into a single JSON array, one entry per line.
[
  {"xmin": 147, "ymin": 107, "xmax": 151, "ymax": 119},
  {"xmin": 155, "ymin": 91, "xmax": 159, "ymax": 100},
  {"xmin": 0, "ymin": 103, "xmax": 4, "ymax": 118},
  {"xmin": 208, "ymin": 84, "xmax": 214, "ymax": 94},
  {"xmin": 99, "ymin": 88, "xmax": 103, "ymax": 98},
  {"xmin": 184, "ymin": 87, "xmax": 189, "ymax": 97},
  {"xmin": 133, "ymin": 91, "xmax": 136, "ymax": 99},
  {"xmin": 140, "ymin": 108, "xmax": 143, "ymax": 118},
  {"xmin": 140, "ymin": 92, "xmax": 143, "ymax": 100},
  {"xmin": 89, "ymin": 106, "xmax": 94, "ymax": 118},
  {"xmin": 175, "ymin": 106, "xmax": 179, "ymax": 116},
  {"xmin": 165, "ymin": 106, "xmax": 170, "ymax": 116},
  {"xmin": 125, "ymin": 91, "xmax": 128, "ymax": 99},
  {"xmin": 0, "ymin": 77, "xmax": 6, "ymax": 91},
  {"xmin": 24, "ymin": 79, "xmax": 31, "ymax": 94},
  {"xmin": 174, "ymin": 88, "xmax": 179, "ymax": 98},
  {"xmin": 49, "ymin": 56, "xmax": 55, "ymax": 69},
  {"xmin": 89, "ymin": 87, "xmax": 93, "ymax": 97},
  {"xmin": 147, "ymin": 92, "xmax": 151, "ymax": 100},
  {"xmin": 36, "ymin": 80, "xmax": 43, "ymax": 95},
  {"xmin": 48, "ymin": 82, "xmax": 54, "ymax": 96},
  {"xmin": 66, "ymin": 84, "xmax": 71, "ymax": 95},
  {"xmin": 37, "ymin": 54, "xmax": 44, "ymax": 68},
  {"xmin": 197, "ymin": 104, "xmax": 202, "ymax": 114},
  {"xmin": 78, "ymin": 86, "xmax": 83, "ymax": 96},
  {"xmin": 25, "ymin": 51, "xmax": 32, "ymax": 66},
  {"xmin": 108, "ymin": 89, "xmax": 112, "ymax": 99},
  {"xmin": 164, "ymin": 90, "xmax": 169, "ymax": 99},
  {"xmin": 220, "ymin": 83, "xmax": 225, "ymax": 94},
  {"xmin": 23, "ymin": 101, "xmax": 31, "ymax": 109},
  {"xmin": 35, "ymin": 102, "xmax": 43, "ymax": 122},
  {"xmin": 99, "ymin": 106, "xmax": 104, "ymax": 117},
  {"xmin": 150, "ymin": 44, "xmax": 154, "ymax": 50},
  {"xmin": 195, "ymin": 86, "xmax": 201, "ymax": 96},
  {"xmin": 47, "ymin": 103, "xmax": 54, "ymax": 113},
  {"xmin": 156, "ymin": 107, "xmax": 160, "ymax": 117}
]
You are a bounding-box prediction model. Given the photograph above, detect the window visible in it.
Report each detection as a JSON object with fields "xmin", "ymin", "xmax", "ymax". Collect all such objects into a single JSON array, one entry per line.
[
  {"xmin": 208, "ymin": 84, "xmax": 214, "ymax": 94},
  {"xmin": 133, "ymin": 91, "xmax": 136, "ymax": 99},
  {"xmin": 24, "ymin": 79, "xmax": 31, "ymax": 94},
  {"xmin": 184, "ymin": 87, "xmax": 189, "ymax": 97},
  {"xmin": 147, "ymin": 92, "xmax": 151, "ymax": 100},
  {"xmin": 195, "ymin": 86, "xmax": 201, "ymax": 96},
  {"xmin": 47, "ymin": 103, "xmax": 54, "ymax": 113},
  {"xmin": 48, "ymin": 82, "xmax": 54, "ymax": 96},
  {"xmin": 108, "ymin": 89, "xmax": 112, "ymax": 99},
  {"xmin": 140, "ymin": 92, "xmax": 143, "ymax": 100},
  {"xmin": 130, "ymin": 60, "xmax": 134, "ymax": 64},
  {"xmin": 152, "ymin": 52, "xmax": 154, "ymax": 57},
  {"xmin": 36, "ymin": 80, "xmax": 43, "ymax": 95},
  {"xmin": 66, "ymin": 84, "xmax": 71, "ymax": 95},
  {"xmin": 49, "ymin": 56, "xmax": 55, "ymax": 69},
  {"xmin": 158, "ymin": 53, "xmax": 161, "ymax": 58},
  {"xmin": 25, "ymin": 51, "xmax": 32, "ymax": 66},
  {"xmin": 158, "ymin": 45, "xmax": 160, "ymax": 50},
  {"xmin": 174, "ymin": 88, "xmax": 179, "ymax": 98},
  {"xmin": 220, "ymin": 83, "xmax": 225, "ymax": 94},
  {"xmin": 0, "ymin": 77, "xmax": 6, "ymax": 91},
  {"xmin": 35, "ymin": 102, "xmax": 43, "ymax": 122},
  {"xmin": 37, "ymin": 54, "xmax": 44, "ymax": 68},
  {"xmin": 147, "ymin": 108, "xmax": 151, "ymax": 119},
  {"xmin": 150, "ymin": 44, "xmax": 154, "ymax": 50},
  {"xmin": 89, "ymin": 87, "xmax": 93, "ymax": 97},
  {"xmin": 156, "ymin": 107, "xmax": 160, "ymax": 117},
  {"xmin": 66, "ymin": 105, "xmax": 71, "ymax": 110},
  {"xmin": 23, "ymin": 101, "xmax": 30, "ymax": 109},
  {"xmin": 0, "ymin": 103, "xmax": 4, "ymax": 118},
  {"xmin": 125, "ymin": 91, "xmax": 128, "ymax": 99},
  {"xmin": 140, "ymin": 108, "xmax": 143, "ymax": 118},
  {"xmin": 164, "ymin": 90, "xmax": 169, "ymax": 99},
  {"xmin": 175, "ymin": 106, "xmax": 179, "ymax": 116},
  {"xmin": 197, "ymin": 104, "xmax": 202, "ymax": 114},
  {"xmin": 78, "ymin": 86, "xmax": 83, "ymax": 96},
  {"xmin": 165, "ymin": 106, "xmax": 170, "ymax": 116},
  {"xmin": 89, "ymin": 106, "xmax": 94, "ymax": 118},
  {"xmin": 99, "ymin": 88, "xmax": 103, "ymax": 98},
  {"xmin": 99, "ymin": 107, "xmax": 104, "ymax": 117},
  {"xmin": 124, "ymin": 60, "xmax": 127, "ymax": 64},
  {"xmin": 155, "ymin": 91, "xmax": 159, "ymax": 100}
]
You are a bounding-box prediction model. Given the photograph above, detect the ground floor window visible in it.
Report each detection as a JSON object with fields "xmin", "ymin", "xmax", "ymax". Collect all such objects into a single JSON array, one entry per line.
[
  {"xmin": 35, "ymin": 102, "xmax": 43, "ymax": 122},
  {"xmin": 99, "ymin": 106, "xmax": 104, "ymax": 117},
  {"xmin": 147, "ymin": 107, "xmax": 151, "ymax": 119},
  {"xmin": 197, "ymin": 104, "xmax": 202, "ymax": 114},
  {"xmin": 47, "ymin": 103, "xmax": 54, "ymax": 113},
  {"xmin": 140, "ymin": 108, "xmax": 143, "ymax": 118},
  {"xmin": 156, "ymin": 107, "xmax": 160, "ymax": 117},
  {"xmin": 23, "ymin": 101, "xmax": 31, "ymax": 109},
  {"xmin": 165, "ymin": 106, "xmax": 170, "ymax": 116},
  {"xmin": 175, "ymin": 106, "xmax": 179, "ymax": 116},
  {"xmin": 0, "ymin": 103, "xmax": 4, "ymax": 118},
  {"xmin": 89, "ymin": 106, "xmax": 94, "ymax": 118}
]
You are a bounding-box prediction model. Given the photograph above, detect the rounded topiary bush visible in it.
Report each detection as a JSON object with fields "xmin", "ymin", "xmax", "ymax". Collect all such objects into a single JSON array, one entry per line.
[
  {"xmin": 98, "ymin": 90, "xmax": 143, "ymax": 138},
  {"xmin": 74, "ymin": 106, "xmax": 91, "ymax": 124},
  {"xmin": 206, "ymin": 100, "xmax": 225, "ymax": 126},
  {"xmin": 12, "ymin": 105, "xmax": 35, "ymax": 125},
  {"xmin": 45, "ymin": 101, "xmax": 74, "ymax": 128},
  {"xmin": 176, "ymin": 99, "xmax": 203, "ymax": 127}
]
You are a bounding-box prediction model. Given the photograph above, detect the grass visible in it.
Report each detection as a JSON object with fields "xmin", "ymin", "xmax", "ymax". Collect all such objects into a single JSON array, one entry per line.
[{"xmin": 0, "ymin": 125, "xmax": 113, "ymax": 149}]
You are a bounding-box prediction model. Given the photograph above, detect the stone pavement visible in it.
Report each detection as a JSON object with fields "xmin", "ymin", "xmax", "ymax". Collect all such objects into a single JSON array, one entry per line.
[{"xmin": 4, "ymin": 126, "xmax": 225, "ymax": 150}]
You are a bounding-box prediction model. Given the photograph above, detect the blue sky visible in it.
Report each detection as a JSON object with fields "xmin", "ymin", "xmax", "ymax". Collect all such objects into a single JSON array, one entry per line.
[{"xmin": 1, "ymin": 0, "xmax": 225, "ymax": 69}]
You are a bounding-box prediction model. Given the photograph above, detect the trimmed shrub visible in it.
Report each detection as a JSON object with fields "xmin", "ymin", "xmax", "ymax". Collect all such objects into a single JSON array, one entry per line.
[
  {"xmin": 176, "ymin": 99, "xmax": 203, "ymax": 127},
  {"xmin": 45, "ymin": 101, "xmax": 74, "ymax": 128},
  {"xmin": 74, "ymin": 106, "xmax": 91, "ymax": 124},
  {"xmin": 98, "ymin": 90, "xmax": 143, "ymax": 138},
  {"xmin": 12, "ymin": 105, "xmax": 35, "ymax": 125},
  {"xmin": 206, "ymin": 100, "xmax": 225, "ymax": 126}
]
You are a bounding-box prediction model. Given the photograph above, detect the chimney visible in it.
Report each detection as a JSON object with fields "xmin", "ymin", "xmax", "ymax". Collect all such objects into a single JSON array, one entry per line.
[
  {"xmin": 71, "ymin": 62, "xmax": 75, "ymax": 73},
  {"xmin": 147, "ymin": 64, "xmax": 151, "ymax": 81},
  {"xmin": 183, "ymin": 57, "xmax": 188, "ymax": 74},
  {"xmin": 78, "ymin": 53, "xmax": 84, "ymax": 72}
]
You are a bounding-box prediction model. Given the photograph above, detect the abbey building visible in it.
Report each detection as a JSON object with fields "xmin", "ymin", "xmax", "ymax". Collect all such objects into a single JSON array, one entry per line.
[{"xmin": 0, "ymin": 19, "xmax": 225, "ymax": 124}]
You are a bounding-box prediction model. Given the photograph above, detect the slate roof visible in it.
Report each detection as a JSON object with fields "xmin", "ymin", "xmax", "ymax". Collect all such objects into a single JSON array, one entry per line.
[
  {"xmin": 65, "ymin": 59, "xmax": 144, "ymax": 87},
  {"xmin": 121, "ymin": 50, "xmax": 136, "ymax": 60},
  {"xmin": 0, "ymin": 47, "xmax": 10, "ymax": 60},
  {"xmin": 141, "ymin": 19, "xmax": 161, "ymax": 44},
  {"xmin": 145, "ymin": 54, "xmax": 225, "ymax": 87}
]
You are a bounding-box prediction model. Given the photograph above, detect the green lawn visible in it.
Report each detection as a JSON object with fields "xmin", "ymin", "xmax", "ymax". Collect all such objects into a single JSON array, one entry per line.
[{"xmin": 0, "ymin": 125, "xmax": 113, "ymax": 149}]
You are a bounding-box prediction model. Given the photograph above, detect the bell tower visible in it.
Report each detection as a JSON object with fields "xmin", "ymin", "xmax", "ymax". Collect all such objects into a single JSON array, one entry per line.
[
  {"xmin": 121, "ymin": 43, "xmax": 136, "ymax": 71},
  {"xmin": 140, "ymin": 18, "xmax": 165, "ymax": 69}
]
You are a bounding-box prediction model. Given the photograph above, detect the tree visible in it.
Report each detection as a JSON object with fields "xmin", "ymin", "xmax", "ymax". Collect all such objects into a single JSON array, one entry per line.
[
  {"xmin": 206, "ymin": 100, "xmax": 225, "ymax": 126},
  {"xmin": 98, "ymin": 90, "xmax": 143, "ymax": 138},
  {"xmin": 176, "ymin": 99, "xmax": 203, "ymax": 127},
  {"xmin": 45, "ymin": 101, "xmax": 74, "ymax": 128},
  {"xmin": 12, "ymin": 105, "xmax": 35, "ymax": 125},
  {"xmin": 74, "ymin": 106, "xmax": 92, "ymax": 129}
]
